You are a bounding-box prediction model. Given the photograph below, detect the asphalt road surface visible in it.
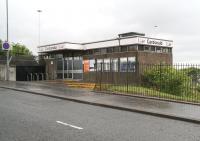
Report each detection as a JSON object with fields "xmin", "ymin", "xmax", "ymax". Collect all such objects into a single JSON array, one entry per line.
[{"xmin": 0, "ymin": 88, "xmax": 200, "ymax": 141}]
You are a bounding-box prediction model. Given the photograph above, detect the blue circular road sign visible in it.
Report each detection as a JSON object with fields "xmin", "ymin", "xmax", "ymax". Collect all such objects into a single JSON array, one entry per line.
[{"xmin": 2, "ymin": 41, "xmax": 10, "ymax": 50}]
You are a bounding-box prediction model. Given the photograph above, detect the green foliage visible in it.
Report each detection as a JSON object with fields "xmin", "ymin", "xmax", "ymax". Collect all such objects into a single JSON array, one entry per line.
[
  {"xmin": 0, "ymin": 39, "xmax": 32, "ymax": 56},
  {"xmin": 142, "ymin": 65, "xmax": 192, "ymax": 96},
  {"xmin": 0, "ymin": 39, "xmax": 6, "ymax": 56},
  {"xmin": 10, "ymin": 43, "xmax": 32, "ymax": 56},
  {"xmin": 197, "ymin": 85, "xmax": 200, "ymax": 93},
  {"xmin": 181, "ymin": 67, "xmax": 200, "ymax": 84}
]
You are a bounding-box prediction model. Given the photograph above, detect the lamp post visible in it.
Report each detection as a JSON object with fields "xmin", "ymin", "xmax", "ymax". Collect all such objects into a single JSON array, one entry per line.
[
  {"xmin": 6, "ymin": 0, "xmax": 9, "ymax": 81},
  {"xmin": 37, "ymin": 10, "xmax": 42, "ymax": 46},
  {"xmin": 154, "ymin": 25, "xmax": 158, "ymax": 37}
]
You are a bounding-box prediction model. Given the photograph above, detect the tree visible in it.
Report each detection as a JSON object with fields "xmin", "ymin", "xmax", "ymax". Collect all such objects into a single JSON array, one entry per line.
[
  {"xmin": 10, "ymin": 43, "xmax": 32, "ymax": 56},
  {"xmin": 0, "ymin": 39, "xmax": 32, "ymax": 56}
]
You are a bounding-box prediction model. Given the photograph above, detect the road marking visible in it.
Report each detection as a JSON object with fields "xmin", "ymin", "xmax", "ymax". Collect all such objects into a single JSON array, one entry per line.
[{"xmin": 56, "ymin": 121, "xmax": 83, "ymax": 130}]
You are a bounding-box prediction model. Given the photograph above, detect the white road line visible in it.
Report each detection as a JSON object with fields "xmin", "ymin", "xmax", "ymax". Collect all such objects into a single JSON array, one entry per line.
[{"xmin": 56, "ymin": 121, "xmax": 83, "ymax": 130}]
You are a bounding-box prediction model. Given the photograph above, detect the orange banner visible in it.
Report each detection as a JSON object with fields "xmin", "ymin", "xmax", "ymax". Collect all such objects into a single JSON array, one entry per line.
[{"xmin": 83, "ymin": 60, "xmax": 89, "ymax": 72}]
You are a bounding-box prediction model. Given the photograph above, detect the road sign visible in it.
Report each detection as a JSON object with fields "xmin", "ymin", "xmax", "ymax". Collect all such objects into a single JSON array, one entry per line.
[{"xmin": 2, "ymin": 41, "xmax": 10, "ymax": 50}]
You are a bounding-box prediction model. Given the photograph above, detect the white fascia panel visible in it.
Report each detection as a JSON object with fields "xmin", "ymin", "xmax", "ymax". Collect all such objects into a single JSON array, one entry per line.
[
  {"xmin": 84, "ymin": 39, "xmax": 119, "ymax": 50},
  {"xmin": 38, "ymin": 43, "xmax": 84, "ymax": 53},
  {"xmin": 120, "ymin": 37, "xmax": 138, "ymax": 46}
]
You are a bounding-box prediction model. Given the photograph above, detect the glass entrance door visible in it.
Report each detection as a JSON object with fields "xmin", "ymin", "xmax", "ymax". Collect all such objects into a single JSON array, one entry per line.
[{"xmin": 64, "ymin": 57, "xmax": 73, "ymax": 79}]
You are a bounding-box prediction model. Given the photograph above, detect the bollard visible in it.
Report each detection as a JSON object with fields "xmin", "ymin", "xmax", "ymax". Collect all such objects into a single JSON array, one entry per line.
[
  {"xmin": 30, "ymin": 73, "xmax": 33, "ymax": 81},
  {"xmin": 27, "ymin": 74, "xmax": 29, "ymax": 81},
  {"xmin": 46, "ymin": 73, "xmax": 49, "ymax": 80},
  {"xmin": 40, "ymin": 73, "xmax": 44, "ymax": 81}
]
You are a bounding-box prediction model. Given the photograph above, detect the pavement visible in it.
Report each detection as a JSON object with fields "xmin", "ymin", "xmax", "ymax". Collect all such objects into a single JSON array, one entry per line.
[
  {"xmin": 1, "ymin": 88, "xmax": 200, "ymax": 141},
  {"xmin": 0, "ymin": 81, "xmax": 200, "ymax": 124}
]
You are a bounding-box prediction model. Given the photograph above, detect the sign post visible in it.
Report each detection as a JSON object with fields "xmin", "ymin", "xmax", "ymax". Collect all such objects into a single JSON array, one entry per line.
[{"xmin": 2, "ymin": 41, "xmax": 10, "ymax": 81}]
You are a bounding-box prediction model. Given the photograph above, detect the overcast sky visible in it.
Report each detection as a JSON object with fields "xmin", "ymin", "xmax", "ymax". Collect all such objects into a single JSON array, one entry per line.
[{"xmin": 0, "ymin": 0, "xmax": 200, "ymax": 63}]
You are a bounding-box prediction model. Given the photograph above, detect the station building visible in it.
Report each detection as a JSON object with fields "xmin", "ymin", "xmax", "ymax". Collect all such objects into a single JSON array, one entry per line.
[{"xmin": 38, "ymin": 32, "xmax": 173, "ymax": 82}]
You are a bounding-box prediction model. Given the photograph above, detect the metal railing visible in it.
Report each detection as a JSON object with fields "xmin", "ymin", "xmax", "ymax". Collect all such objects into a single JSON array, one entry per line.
[{"xmin": 95, "ymin": 63, "xmax": 200, "ymax": 104}]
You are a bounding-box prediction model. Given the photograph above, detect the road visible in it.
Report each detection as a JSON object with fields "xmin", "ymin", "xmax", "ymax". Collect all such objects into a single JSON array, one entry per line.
[{"xmin": 0, "ymin": 88, "xmax": 200, "ymax": 141}]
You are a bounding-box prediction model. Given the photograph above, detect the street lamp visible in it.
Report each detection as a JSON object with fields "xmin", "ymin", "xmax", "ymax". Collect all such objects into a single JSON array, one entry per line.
[
  {"xmin": 6, "ymin": 0, "xmax": 9, "ymax": 81},
  {"xmin": 154, "ymin": 25, "xmax": 158, "ymax": 37},
  {"xmin": 37, "ymin": 10, "xmax": 42, "ymax": 46}
]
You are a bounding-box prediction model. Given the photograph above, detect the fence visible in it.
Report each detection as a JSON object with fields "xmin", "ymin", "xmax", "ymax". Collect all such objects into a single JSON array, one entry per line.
[{"xmin": 95, "ymin": 63, "xmax": 200, "ymax": 104}]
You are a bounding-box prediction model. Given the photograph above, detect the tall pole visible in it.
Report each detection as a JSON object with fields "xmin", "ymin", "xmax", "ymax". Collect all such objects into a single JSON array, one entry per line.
[
  {"xmin": 6, "ymin": 0, "xmax": 9, "ymax": 41},
  {"xmin": 6, "ymin": 0, "xmax": 9, "ymax": 81},
  {"xmin": 37, "ymin": 10, "xmax": 42, "ymax": 46}
]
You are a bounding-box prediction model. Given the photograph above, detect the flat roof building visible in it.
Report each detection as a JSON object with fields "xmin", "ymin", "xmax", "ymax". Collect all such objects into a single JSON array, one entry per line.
[{"xmin": 38, "ymin": 32, "xmax": 173, "ymax": 82}]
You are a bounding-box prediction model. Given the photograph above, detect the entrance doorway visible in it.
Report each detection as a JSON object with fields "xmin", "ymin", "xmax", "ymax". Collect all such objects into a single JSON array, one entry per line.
[{"xmin": 56, "ymin": 56, "xmax": 83, "ymax": 80}]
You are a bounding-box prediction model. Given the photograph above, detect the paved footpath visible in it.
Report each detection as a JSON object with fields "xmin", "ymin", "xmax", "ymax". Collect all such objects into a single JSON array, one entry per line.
[{"xmin": 0, "ymin": 81, "xmax": 200, "ymax": 123}]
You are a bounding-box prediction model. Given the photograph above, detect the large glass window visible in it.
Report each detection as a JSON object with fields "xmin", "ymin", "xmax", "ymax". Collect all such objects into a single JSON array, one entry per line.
[
  {"xmin": 107, "ymin": 48, "xmax": 113, "ymax": 53},
  {"xmin": 73, "ymin": 60, "xmax": 82, "ymax": 70},
  {"xmin": 56, "ymin": 54, "xmax": 63, "ymax": 59},
  {"xmin": 57, "ymin": 59, "xmax": 63, "ymax": 70},
  {"xmin": 120, "ymin": 57, "xmax": 127, "ymax": 72},
  {"xmin": 138, "ymin": 45, "xmax": 144, "ymax": 51},
  {"xmin": 128, "ymin": 57, "xmax": 136, "ymax": 72},
  {"xmin": 94, "ymin": 49, "xmax": 101, "ymax": 55},
  {"xmin": 89, "ymin": 59, "xmax": 95, "ymax": 71},
  {"xmin": 128, "ymin": 45, "xmax": 137, "ymax": 51},
  {"xmin": 101, "ymin": 48, "xmax": 107, "ymax": 54},
  {"xmin": 68, "ymin": 58, "xmax": 73, "ymax": 70},
  {"xmin": 73, "ymin": 56, "xmax": 83, "ymax": 70},
  {"xmin": 111, "ymin": 58, "xmax": 118, "ymax": 72},
  {"xmin": 151, "ymin": 46, "xmax": 156, "ymax": 52},
  {"xmin": 88, "ymin": 50, "xmax": 93, "ymax": 55},
  {"xmin": 103, "ymin": 58, "xmax": 110, "ymax": 72},
  {"xmin": 121, "ymin": 46, "xmax": 128, "ymax": 52},
  {"xmin": 144, "ymin": 46, "xmax": 150, "ymax": 51},
  {"xmin": 156, "ymin": 47, "xmax": 162, "ymax": 53},
  {"xmin": 113, "ymin": 47, "xmax": 120, "ymax": 53},
  {"xmin": 97, "ymin": 59, "xmax": 103, "ymax": 71}
]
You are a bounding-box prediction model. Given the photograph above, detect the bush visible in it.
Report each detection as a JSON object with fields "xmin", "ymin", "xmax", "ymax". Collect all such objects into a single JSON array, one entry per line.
[{"xmin": 142, "ymin": 65, "xmax": 192, "ymax": 96}]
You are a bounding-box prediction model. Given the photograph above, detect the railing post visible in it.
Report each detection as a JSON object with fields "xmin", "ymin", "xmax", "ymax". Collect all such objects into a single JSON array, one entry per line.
[
  {"xmin": 100, "ymin": 62, "xmax": 102, "ymax": 91},
  {"xmin": 126, "ymin": 57, "xmax": 128, "ymax": 93}
]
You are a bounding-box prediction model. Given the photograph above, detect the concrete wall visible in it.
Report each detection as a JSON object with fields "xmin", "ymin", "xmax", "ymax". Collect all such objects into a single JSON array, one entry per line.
[
  {"xmin": 0, "ymin": 65, "xmax": 16, "ymax": 81},
  {"xmin": 0, "ymin": 65, "xmax": 6, "ymax": 80}
]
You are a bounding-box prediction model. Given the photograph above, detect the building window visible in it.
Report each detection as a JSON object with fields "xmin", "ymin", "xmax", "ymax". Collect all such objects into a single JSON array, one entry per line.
[
  {"xmin": 138, "ymin": 45, "xmax": 144, "ymax": 51},
  {"xmin": 57, "ymin": 60, "xmax": 63, "ymax": 70},
  {"xmin": 144, "ymin": 46, "xmax": 150, "ymax": 51},
  {"xmin": 73, "ymin": 60, "xmax": 82, "ymax": 70},
  {"xmin": 128, "ymin": 45, "xmax": 137, "ymax": 51},
  {"xmin": 168, "ymin": 48, "xmax": 172, "ymax": 53},
  {"xmin": 162, "ymin": 48, "xmax": 168, "ymax": 53},
  {"xmin": 88, "ymin": 50, "xmax": 93, "ymax": 55},
  {"xmin": 56, "ymin": 54, "xmax": 63, "ymax": 59},
  {"xmin": 151, "ymin": 46, "xmax": 156, "ymax": 52},
  {"xmin": 89, "ymin": 59, "xmax": 95, "ymax": 71},
  {"xmin": 156, "ymin": 47, "xmax": 162, "ymax": 53},
  {"xmin": 101, "ymin": 48, "xmax": 107, "ymax": 54},
  {"xmin": 103, "ymin": 58, "xmax": 110, "ymax": 72},
  {"xmin": 94, "ymin": 49, "xmax": 101, "ymax": 55},
  {"xmin": 107, "ymin": 47, "xmax": 113, "ymax": 53},
  {"xmin": 128, "ymin": 57, "xmax": 136, "ymax": 72},
  {"xmin": 111, "ymin": 58, "xmax": 118, "ymax": 72},
  {"xmin": 121, "ymin": 46, "xmax": 128, "ymax": 52},
  {"xmin": 97, "ymin": 59, "xmax": 103, "ymax": 71},
  {"xmin": 120, "ymin": 57, "xmax": 127, "ymax": 72},
  {"xmin": 113, "ymin": 47, "xmax": 120, "ymax": 53}
]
